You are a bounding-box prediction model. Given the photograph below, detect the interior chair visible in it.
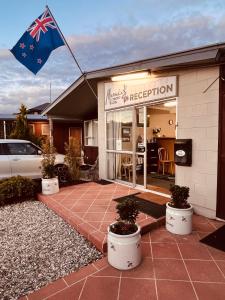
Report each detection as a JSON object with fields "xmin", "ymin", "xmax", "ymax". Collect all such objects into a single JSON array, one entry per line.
[
  {"xmin": 121, "ymin": 155, "xmax": 133, "ymax": 181},
  {"xmin": 158, "ymin": 147, "xmax": 174, "ymax": 175}
]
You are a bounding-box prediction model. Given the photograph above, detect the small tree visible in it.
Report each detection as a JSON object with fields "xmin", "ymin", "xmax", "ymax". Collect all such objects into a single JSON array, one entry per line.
[
  {"xmin": 41, "ymin": 140, "xmax": 56, "ymax": 179},
  {"xmin": 10, "ymin": 104, "xmax": 41, "ymax": 145},
  {"xmin": 64, "ymin": 137, "xmax": 80, "ymax": 181}
]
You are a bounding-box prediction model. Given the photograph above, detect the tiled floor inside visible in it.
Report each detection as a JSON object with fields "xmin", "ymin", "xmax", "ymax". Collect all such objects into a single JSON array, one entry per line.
[{"xmin": 21, "ymin": 182, "xmax": 225, "ymax": 300}]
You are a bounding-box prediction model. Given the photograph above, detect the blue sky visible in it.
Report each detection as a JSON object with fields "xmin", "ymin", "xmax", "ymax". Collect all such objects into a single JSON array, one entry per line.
[{"xmin": 1, "ymin": 0, "xmax": 225, "ymax": 113}]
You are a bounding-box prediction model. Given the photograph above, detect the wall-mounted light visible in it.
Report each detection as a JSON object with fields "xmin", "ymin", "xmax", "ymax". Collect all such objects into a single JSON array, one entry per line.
[
  {"xmin": 164, "ymin": 100, "xmax": 177, "ymax": 107},
  {"xmin": 111, "ymin": 71, "xmax": 150, "ymax": 82}
]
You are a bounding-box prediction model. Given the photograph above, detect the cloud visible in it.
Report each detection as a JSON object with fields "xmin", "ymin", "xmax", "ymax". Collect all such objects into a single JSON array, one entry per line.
[{"xmin": 0, "ymin": 10, "xmax": 225, "ymax": 113}]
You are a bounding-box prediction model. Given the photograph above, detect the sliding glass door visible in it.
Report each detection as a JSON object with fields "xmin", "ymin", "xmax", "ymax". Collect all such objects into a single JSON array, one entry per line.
[
  {"xmin": 106, "ymin": 106, "xmax": 147, "ymax": 188},
  {"xmin": 106, "ymin": 108, "xmax": 134, "ymax": 185}
]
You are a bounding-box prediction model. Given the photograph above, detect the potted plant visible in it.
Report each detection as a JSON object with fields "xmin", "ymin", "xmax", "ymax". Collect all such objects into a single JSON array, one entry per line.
[
  {"xmin": 107, "ymin": 198, "xmax": 141, "ymax": 270},
  {"xmin": 41, "ymin": 141, "xmax": 59, "ymax": 195},
  {"xmin": 166, "ymin": 185, "xmax": 193, "ymax": 235}
]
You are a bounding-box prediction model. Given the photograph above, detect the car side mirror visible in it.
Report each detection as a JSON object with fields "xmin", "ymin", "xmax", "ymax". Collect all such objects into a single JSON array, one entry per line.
[{"xmin": 38, "ymin": 150, "xmax": 42, "ymax": 155}]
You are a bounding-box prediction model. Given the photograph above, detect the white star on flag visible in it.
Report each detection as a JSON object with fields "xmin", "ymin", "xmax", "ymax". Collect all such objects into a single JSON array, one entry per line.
[
  {"xmin": 37, "ymin": 58, "xmax": 42, "ymax": 64},
  {"xmin": 22, "ymin": 52, "xmax": 27, "ymax": 58}
]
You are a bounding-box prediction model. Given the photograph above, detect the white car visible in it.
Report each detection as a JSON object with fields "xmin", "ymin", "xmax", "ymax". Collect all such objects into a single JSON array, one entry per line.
[{"xmin": 0, "ymin": 139, "xmax": 68, "ymax": 182}]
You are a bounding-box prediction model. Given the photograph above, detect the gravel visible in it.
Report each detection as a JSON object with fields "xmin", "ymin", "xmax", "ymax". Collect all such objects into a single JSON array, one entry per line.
[{"xmin": 0, "ymin": 200, "xmax": 103, "ymax": 300}]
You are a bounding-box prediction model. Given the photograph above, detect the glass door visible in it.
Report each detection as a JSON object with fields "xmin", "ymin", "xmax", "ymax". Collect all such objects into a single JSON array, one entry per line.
[
  {"xmin": 134, "ymin": 106, "xmax": 147, "ymax": 188},
  {"xmin": 106, "ymin": 108, "xmax": 134, "ymax": 185}
]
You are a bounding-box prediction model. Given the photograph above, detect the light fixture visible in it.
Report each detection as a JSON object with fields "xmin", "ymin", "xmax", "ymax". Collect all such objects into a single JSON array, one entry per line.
[
  {"xmin": 111, "ymin": 71, "xmax": 150, "ymax": 82},
  {"xmin": 164, "ymin": 100, "xmax": 177, "ymax": 107}
]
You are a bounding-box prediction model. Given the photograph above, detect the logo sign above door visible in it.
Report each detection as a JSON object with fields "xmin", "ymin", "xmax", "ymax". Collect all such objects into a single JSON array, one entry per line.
[{"xmin": 105, "ymin": 76, "xmax": 177, "ymax": 110}]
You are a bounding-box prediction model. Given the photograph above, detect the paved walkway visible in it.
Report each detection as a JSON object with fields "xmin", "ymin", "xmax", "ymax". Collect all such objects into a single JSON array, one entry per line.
[
  {"xmin": 21, "ymin": 182, "xmax": 225, "ymax": 300},
  {"xmin": 38, "ymin": 182, "xmax": 164, "ymax": 252}
]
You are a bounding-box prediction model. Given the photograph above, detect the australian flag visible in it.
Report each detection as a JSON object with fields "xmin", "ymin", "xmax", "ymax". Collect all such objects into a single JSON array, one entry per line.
[{"xmin": 10, "ymin": 8, "xmax": 65, "ymax": 74}]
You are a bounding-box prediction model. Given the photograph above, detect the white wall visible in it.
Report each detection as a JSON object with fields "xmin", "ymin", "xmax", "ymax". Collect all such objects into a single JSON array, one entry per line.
[
  {"xmin": 98, "ymin": 66, "xmax": 219, "ymax": 218},
  {"xmin": 98, "ymin": 82, "xmax": 107, "ymax": 179},
  {"xmin": 175, "ymin": 66, "xmax": 219, "ymax": 218}
]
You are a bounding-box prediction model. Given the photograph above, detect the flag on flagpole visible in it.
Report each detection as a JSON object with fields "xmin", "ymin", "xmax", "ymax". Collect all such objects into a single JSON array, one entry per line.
[{"xmin": 10, "ymin": 8, "xmax": 65, "ymax": 74}]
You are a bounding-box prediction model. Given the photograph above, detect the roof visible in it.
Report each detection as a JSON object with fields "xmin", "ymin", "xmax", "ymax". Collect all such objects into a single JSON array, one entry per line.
[
  {"xmin": 27, "ymin": 102, "xmax": 50, "ymax": 114},
  {"xmin": 42, "ymin": 41, "xmax": 225, "ymax": 117},
  {"xmin": 0, "ymin": 139, "xmax": 32, "ymax": 143},
  {"xmin": 0, "ymin": 114, "xmax": 48, "ymax": 121}
]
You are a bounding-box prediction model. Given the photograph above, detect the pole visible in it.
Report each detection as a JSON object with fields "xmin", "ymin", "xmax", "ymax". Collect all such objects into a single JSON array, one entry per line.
[
  {"xmin": 3, "ymin": 120, "xmax": 6, "ymax": 139},
  {"xmin": 46, "ymin": 5, "xmax": 98, "ymax": 100},
  {"xmin": 50, "ymin": 81, "xmax": 52, "ymax": 103},
  {"xmin": 49, "ymin": 116, "xmax": 53, "ymax": 146}
]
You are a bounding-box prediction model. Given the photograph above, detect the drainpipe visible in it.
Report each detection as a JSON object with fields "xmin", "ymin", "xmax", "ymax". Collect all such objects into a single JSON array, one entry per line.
[
  {"xmin": 49, "ymin": 116, "xmax": 53, "ymax": 146},
  {"xmin": 3, "ymin": 120, "xmax": 6, "ymax": 139}
]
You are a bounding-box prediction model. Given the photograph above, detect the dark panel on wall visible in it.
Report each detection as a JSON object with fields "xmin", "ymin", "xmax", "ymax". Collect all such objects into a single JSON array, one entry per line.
[
  {"xmin": 216, "ymin": 65, "xmax": 225, "ymax": 220},
  {"xmin": 84, "ymin": 146, "xmax": 98, "ymax": 165}
]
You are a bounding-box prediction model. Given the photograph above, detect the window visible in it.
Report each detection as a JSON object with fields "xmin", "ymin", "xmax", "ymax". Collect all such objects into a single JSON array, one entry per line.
[
  {"xmin": 7, "ymin": 143, "xmax": 38, "ymax": 155},
  {"xmin": 28, "ymin": 124, "xmax": 35, "ymax": 134},
  {"xmin": 41, "ymin": 124, "xmax": 50, "ymax": 135},
  {"xmin": 106, "ymin": 109, "xmax": 133, "ymax": 151},
  {"xmin": 84, "ymin": 120, "xmax": 98, "ymax": 146}
]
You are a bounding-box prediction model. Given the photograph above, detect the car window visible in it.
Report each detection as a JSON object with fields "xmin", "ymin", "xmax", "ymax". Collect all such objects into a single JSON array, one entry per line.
[
  {"xmin": 25, "ymin": 143, "xmax": 38, "ymax": 155},
  {"xmin": 0, "ymin": 143, "xmax": 5, "ymax": 155},
  {"xmin": 7, "ymin": 143, "xmax": 38, "ymax": 155}
]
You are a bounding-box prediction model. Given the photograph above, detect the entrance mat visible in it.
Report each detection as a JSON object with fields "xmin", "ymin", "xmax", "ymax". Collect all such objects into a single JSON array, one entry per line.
[
  {"xmin": 113, "ymin": 194, "xmax": 166, "ymax": 219},
  {"xmin": 151, "ymin": 173, "xmax": 175, "ymax": 181},
  {"xmin": 136, "ymin": 192, "xmax": 169, "ymax": 205},
  {"xmin": 95, "ymin": 179, "xmax": 114, "ymax": 185},
  {"xmin": 200, "ymin": 224, "xmax": 225, "ymax": 252}
]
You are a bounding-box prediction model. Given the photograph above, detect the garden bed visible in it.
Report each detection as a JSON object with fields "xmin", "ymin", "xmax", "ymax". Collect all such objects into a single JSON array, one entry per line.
[{"xmin": 0, "ymin": 200, "xmax": 103, "ymax": 299}]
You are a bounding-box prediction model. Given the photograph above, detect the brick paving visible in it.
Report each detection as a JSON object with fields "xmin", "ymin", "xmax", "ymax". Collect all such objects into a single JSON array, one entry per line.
[{"xmin": 20, "ymin": 182, "xmax": 225, "ymax": 300}]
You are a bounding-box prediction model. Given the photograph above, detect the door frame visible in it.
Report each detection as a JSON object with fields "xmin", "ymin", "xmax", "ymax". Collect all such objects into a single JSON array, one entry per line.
[{"xmin": 216, "ymin": 66, "xmax": 225, "ymax": 220}]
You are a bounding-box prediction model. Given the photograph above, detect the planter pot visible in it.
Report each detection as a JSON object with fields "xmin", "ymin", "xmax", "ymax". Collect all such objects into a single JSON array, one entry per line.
[
  {"xmin": 107, "ymin": 224, "xmax": 141, "ymax": 270},
  {"xmin": 41, "ymin": 177, "xmax": 59, "ymax": 195},
  {"xmin": 166, "ymin": 202, "xmax": 193, "ymax": 235}
]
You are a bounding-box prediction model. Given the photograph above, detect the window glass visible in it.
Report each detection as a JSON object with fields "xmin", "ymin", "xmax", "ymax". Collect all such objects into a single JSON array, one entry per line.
[
  {"xmin": 0, "ymin": 143, "xmax": 6, "ymax": 155},
  {"xmin": 84, "ymin": 120, "xmax": 98, "ymax": 146},
  {"xmin": 42, "ymin": 124, "xmax": 50, "ymax": 135},
  {"xmin": 7, "ymin": 143, "xmax": 38, "ymax": 155},
  {"xmin": 25, "ymin": 143, "xmax": 38, "ymax": 155},
  {"xmin": 106, "ymin": 109, "xmax": 133, "ymax": 151}
]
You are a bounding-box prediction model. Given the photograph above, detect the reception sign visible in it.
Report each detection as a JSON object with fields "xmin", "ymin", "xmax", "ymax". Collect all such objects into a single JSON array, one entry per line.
[{"xmin": 105, "ymin": 76, "xmax": 177, "ymax": 110}]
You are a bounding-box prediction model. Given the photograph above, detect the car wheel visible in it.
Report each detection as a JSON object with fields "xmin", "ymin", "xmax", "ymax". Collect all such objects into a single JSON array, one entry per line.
[{"xmin": 54, "ymin": 164, "xmax": 69, "ymax": 183}]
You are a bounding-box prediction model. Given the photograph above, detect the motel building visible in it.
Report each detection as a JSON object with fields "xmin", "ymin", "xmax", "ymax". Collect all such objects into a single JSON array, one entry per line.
[{"xmin": 42, "ymin": 42, "xmax": 225, "ymax": 222}]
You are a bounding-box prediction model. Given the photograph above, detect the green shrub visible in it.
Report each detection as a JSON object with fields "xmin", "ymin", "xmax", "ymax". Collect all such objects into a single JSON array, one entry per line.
[
  {"xmin": 0, "ymin": 176, "xmax": 36, "ymax": 205},
  {"xmin": 64, "ymin": 137, "xmax": 80, "ymax": 181},
  {"xmin": 169, "ymin": 185, "xmax": 190, "ymax": 208},
  {"xmin": 41, "ymin": 140, "xmax": 56, "ymax": 179},
  {"xmin": 110, "ymin": 198, "xmax": 140, "ymax": 235}
]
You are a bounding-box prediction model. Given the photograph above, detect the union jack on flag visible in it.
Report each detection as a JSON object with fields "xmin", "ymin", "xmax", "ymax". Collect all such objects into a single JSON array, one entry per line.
[{"xmin": 10, "ymin": 8, "xmax": 65, "ymax": 74}]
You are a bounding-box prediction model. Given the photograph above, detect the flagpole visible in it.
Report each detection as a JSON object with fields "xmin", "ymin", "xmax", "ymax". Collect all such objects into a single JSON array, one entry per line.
[{"xmin": 46, "ymin": 5, "xmax": 98, "ymax": 100}]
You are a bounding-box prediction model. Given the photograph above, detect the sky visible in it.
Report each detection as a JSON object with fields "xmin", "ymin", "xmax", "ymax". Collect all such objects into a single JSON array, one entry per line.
[{"xmin": 1, "ymin": 0, "xmax": 225, "ymax": 113}]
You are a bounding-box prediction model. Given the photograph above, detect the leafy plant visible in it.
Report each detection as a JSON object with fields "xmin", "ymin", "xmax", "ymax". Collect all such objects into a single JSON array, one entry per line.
[
  {"xmin": 64, "ymin": 137, "xmax": 80, "ymax": 182},
  {"xmin": 110, "ymin": 198, "xmax": 140, "ymax": 235},
  {"xmin": 0, "ymin": 176, "xmax": 36, "ymax": 205},
  {"xmin": 41, "ymin": 140, "xmax": 56, "ymax": 179},
  {"xmin": 169, "ymin": 185, "xmax": 190, "ymax": 208}
]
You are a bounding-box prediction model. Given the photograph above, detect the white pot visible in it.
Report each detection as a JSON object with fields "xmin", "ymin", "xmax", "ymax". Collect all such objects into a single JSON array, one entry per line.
[
  {"xmin": 41, "ymin": 177, "xmax": 59, "ymax": 195},
  {"xmin": 166, "ymin": 202, "xmax": 193, "ymax": 235},
  {"xmin": 107, "ymin": 224, "xmax": 141, "ymax": 270}
]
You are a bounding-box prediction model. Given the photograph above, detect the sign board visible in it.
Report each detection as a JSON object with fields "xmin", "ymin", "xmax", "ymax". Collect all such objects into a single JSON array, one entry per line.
[{"xmin": 105, "ymin": 76, "xmax": 177, "ymax": 110}]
